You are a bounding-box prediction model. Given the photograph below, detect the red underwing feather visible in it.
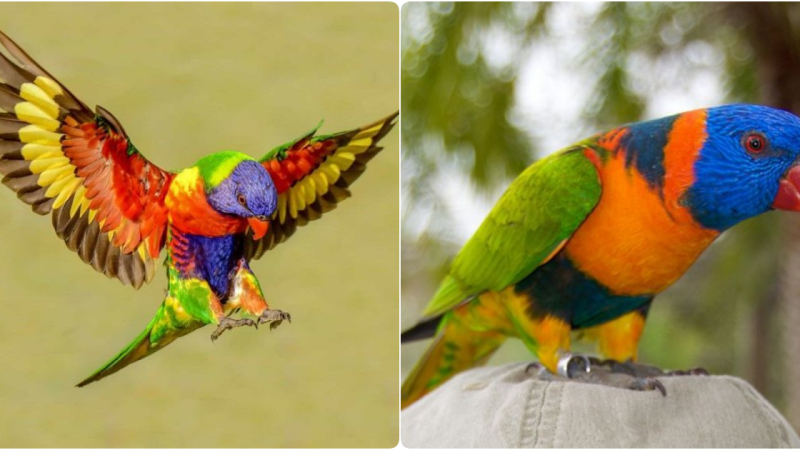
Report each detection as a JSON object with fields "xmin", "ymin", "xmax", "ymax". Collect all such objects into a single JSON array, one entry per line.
[
  {"xmin": 0, "ymin": 30, "xmax": 174, "ymax": 289},
  {"xmin": 246, "ymin": 111, "xmax": 398, "ymax": 260}
]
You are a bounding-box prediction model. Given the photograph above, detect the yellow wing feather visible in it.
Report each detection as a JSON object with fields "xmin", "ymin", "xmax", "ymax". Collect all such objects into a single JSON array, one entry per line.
[{"xmin": 246, "ymin": 111, "xmax": 397, "ymax": 260}]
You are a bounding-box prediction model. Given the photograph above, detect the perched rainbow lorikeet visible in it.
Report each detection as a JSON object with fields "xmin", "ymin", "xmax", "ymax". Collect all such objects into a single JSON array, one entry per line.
[
  {"xmin": 0, "ymin": 31, "xmax": 397, "ymax": 386},
  {"xmin": 402, "ymin": 104, "xmax": 800, "ymax": 408}
]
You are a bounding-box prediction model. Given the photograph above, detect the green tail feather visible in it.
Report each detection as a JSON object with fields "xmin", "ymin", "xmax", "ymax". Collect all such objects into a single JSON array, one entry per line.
[
  {"xmin": 77, "ymin": 319, "xmax": 157, "ymax": 387},
  {"xmin": 77, "ymin": 302, "xmax": 203, "ymax": 387},
  {"xmin": 401, "ymin": 315, "xmax": 506, "ymax": 408}
]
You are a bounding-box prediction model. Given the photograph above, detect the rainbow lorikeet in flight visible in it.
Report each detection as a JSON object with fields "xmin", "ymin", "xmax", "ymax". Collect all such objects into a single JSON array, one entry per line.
[
  {"xmin": 401, "ymin": 104, "xmax": 800, "ymax": 408},
  {"xmin": 0, "ymin": 31, "xmax": 397, "ymax": 386}
]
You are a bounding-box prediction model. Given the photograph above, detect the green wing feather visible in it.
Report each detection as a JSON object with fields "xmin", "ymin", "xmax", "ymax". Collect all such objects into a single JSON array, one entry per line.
[{"xmin": 421, "ymin": 146, "xmax": 602, "ymax": 319}]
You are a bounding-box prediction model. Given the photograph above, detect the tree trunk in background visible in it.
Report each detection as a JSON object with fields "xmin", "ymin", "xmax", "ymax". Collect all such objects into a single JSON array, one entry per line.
[{"xmin": 735, "ymin": 2, "xmax": 800, "ymax": 430}]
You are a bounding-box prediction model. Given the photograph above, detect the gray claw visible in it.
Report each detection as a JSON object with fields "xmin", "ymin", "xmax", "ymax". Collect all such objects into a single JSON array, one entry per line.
[
  {"xmin": 526, "ymin": 362, "xmax": 563, "ymax": 382},
  {"xmin": 257, "ymin": 309, "xmax": 292, "ymax": 330},
  {"xmin": 630, "ymin": 377, "xmax": 667, "ymax": 396},
  {"xmin": 525, "ymin": 362, "xmax": 544, "ymax": 375}
]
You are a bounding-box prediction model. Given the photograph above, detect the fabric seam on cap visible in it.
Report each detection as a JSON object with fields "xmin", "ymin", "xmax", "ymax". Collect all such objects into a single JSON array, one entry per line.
[
  {"xmin": 533, "ymin": 382, "xmax": 550, "ymax": 448},
  {"xmin": 519, "ymin": 377, "xmax": 537, "ymax": 448},
  {"xmin": 550, "ymin": 382, "xmax": 565, "ymax": 448},
  {"xmin": 727, "ymin": 377, "xmax": 788, "ymax": 447},
  {"xmin": 521, "ymin": 379, "xmax": 547, "ymax": 448}
]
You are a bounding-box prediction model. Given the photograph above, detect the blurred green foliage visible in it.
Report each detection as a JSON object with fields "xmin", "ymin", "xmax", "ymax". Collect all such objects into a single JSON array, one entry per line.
[
  {"xmin": 0, "ymin": 3, "xmax": 398, "ymax": 447},
  {"xmin": 402, "ymin": 1, "xmax": 799, "ymax": 425}
]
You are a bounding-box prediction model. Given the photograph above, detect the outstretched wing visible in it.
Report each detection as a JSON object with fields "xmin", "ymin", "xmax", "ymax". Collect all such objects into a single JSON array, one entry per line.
[
  {"xmin": 420, "ymin": 147, "xmax": 602, "ymax": 319},
  {"xmin": 0, "ymin": 31, "xmax": 172, "ymax": 289},
  {"xmin": 244, "ymin": 112, "xmax": 397, "ymax": 260}
]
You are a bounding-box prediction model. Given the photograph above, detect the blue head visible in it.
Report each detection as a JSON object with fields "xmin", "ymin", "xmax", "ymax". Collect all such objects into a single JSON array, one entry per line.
[
  {"xmin": 198, "ymin": 152, "xmax": 278, "ymax": 238},
  {"xmin": 683, "ymin": 104, "xmax": 800, "ymax": 230}
]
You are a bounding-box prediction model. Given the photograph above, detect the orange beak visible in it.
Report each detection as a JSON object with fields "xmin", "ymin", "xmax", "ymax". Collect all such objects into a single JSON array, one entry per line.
[{"xmin": 247, "ymin": 216, "xmax": 270, "ymax": 240}]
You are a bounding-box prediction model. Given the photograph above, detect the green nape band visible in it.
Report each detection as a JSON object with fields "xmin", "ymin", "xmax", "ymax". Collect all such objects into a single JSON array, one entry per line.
[{"xmin": 195, "ymin": 151, "xmax": 254, "ymax": 189}]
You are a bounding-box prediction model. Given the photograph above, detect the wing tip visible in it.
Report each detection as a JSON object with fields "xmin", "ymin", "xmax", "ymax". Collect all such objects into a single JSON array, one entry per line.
[
  {"xmin": 362, "ymin": 110, "xmax": 399, "ymax": 134},
  {"xmin": 401, "ymin": 315, "xmax": 442, "ymax": 343},
  {"xmin": 95, "ymin": 105, "xmax": 128, "ymax": 136}
]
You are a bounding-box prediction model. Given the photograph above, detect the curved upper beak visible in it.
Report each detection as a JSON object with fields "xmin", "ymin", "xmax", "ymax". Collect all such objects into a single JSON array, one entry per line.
[
  {"xmin": 774, "ymin": 164, "xmax": 800, "ymax": 211},
  {"xmin": 247, "ymin": 216, "xmax": 270, "ymax": 240}
]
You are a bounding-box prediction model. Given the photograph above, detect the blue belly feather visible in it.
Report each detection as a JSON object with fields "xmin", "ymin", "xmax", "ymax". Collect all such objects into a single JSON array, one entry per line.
[{"xmin": 181, "ymin": 233, "xmax": 245, "ymax": 298}]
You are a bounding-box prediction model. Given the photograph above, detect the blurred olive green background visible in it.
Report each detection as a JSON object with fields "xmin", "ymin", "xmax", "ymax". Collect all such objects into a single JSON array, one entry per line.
[{"xmin": 0, "ymin": 2, "xmax": 398, "ymax": 447}]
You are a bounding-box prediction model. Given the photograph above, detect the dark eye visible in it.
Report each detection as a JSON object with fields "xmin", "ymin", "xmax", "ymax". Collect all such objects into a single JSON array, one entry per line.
[
  {"xmin": 744, "ymin": 133, "xmax": 767, "ymax": 154},
  {"xmin": 237, "ymin": 194, "xmax": 247, "ymax": 206}
]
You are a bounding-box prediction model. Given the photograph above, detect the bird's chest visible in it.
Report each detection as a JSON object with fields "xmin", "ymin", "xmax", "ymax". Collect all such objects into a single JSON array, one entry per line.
[
  {"xmin": 565, "ymin": 217, "xmax": 716, "ymax": 296},
  {"xmin": 564, "ymin": 149, "xmax": 719, "ymax": 296},
  {"xmin": 169, "ymin": 231, "xmax": 244, "ymax": 298},
  {"xmin": 165, "ymin": 169, "xmax": 248, "ymax": 237}
]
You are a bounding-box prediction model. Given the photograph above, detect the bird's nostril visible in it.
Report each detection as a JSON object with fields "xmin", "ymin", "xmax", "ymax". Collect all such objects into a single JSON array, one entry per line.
[{"xmin": 257, "ymin": 215, "xmax": 268, "ymax": 221}]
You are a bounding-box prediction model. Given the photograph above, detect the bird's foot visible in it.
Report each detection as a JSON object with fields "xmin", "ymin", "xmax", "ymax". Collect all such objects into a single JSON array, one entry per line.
[
  {"xmin": 210, "ymin": 309, "xmax": 292, "ymax": 341},
  {"xmin": 588, "ymin": 357, "xmax": 709, "ymax": 378},
  {"xmin": 526, "ymin": 354, "xmax": 668, "ymax": 396},
  {"xmin": 586, "ymin": 357, "xmax": 665, "ymax": 378},
  {"xmin": 210, "ymin": 317, "xmax": 257, "ymax": 342},
  {"xmin": 255, "ymin": 308, "xmax": 292, "ymax": 330}
]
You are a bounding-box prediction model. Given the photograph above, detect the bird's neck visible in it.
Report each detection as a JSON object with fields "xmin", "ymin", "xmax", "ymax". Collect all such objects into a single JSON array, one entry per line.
[
  {"xmin": 165, "ymin": 167, "xmax": 248, "ymax": 237},
  {"xmin": 566, "ymin": 115, "xmax": 720, "ymax": 297}
]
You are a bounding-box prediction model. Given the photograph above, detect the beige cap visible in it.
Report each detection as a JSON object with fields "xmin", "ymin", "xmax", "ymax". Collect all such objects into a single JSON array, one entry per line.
[{"xmin": 401, "ymin": 363, "xmax": 800, "ymax": 448}]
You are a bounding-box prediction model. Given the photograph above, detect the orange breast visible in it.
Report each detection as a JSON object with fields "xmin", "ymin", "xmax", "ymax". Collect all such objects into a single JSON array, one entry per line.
[
  {"xmin": 165, "ymin": 167, "xmax": 247, "ymax": 237},
  {"xmin": 565, "ymin": 111, "xmax": 718, "ymax": 296}
]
